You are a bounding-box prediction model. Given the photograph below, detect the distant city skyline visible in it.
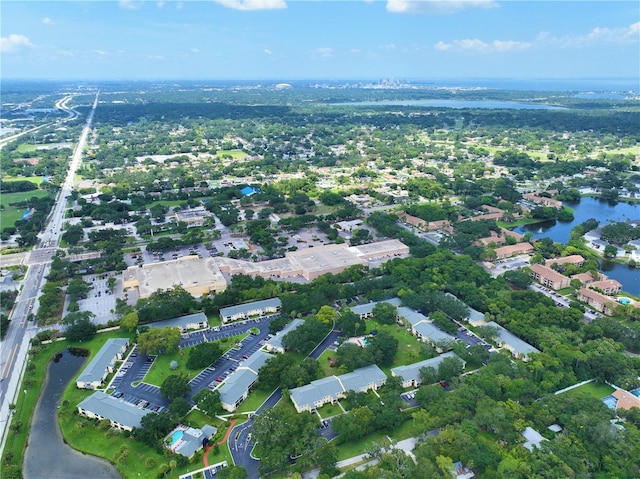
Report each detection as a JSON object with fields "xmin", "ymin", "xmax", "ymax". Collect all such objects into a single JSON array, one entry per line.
[{"xmin": 2, "ymin": 1, "xmax": 639, "ymax": 83}]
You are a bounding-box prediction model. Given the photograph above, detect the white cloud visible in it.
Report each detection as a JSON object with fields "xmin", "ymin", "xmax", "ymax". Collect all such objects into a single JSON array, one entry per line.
[
  {"xmin": 156, "ymin": 1, "xmax": 165, "ymax": 7},
  {"xmin": 387, "ymin": 0, "xmax": 498, "ymax": 15},
  {"xmin": 144, "ymin": 54, "xmax": 165, "ymax": 60},
  {"xmin": 119, "ymin": 0, "xmax": 143, "ymax": 10},
  {"xmin": 264, "ymin": 48, "xmax": 273, "ymax": 55},
  {"xmin": 1, "ymin": 34, "xmax": 33, "ymax": 53},
  {"xmin": 435, "ymin": 38, "xmax": 530, "ymax": 52},
  {"xmin": 315, "ymin": 47, "xmax": 334, "ymax": 58},
  {"xmin": 539, "ymin": 22, "xmax": 640, "ymax": 48},
  {"xmin": 93, "ymin": 50, "xmax": 109, "ymax": 56},
  {"xmin": 213, "ymin": 0, "xmax": 286, "ymax": 11},
  {"xmin": 191, "ymin": 47, "xmax": 200, "ymax": 53},
  {"xmin": 42, "ymin": 17, "xmax": 54, "ymax": 25}
]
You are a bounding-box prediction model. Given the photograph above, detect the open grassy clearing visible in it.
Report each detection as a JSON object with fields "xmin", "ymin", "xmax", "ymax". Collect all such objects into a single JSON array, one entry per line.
[
  {"xmin": 15, "ymin": 143, "xmax": 37, "ymax": 153},
  {"xmin": 334, "ymin": 412, "xmax": 423, "ymax": 462},
  {"xmin": 217, "ymin": 149, "xmax": 248, "ymax": 160},
  {"xmin": 0, "ymin": 189, "xmax": 51, "ymax": 226},
  {"xmin": 143, "ymin": 348, "xmax": 199, "ymax": 386},
  {"xmin": 565, "ymin": 381, "xmax": 615, "ymax": 399},
  {"xmin": 2, "ymin": 176, "xmax": 45, "ymax": 185},
  {"xmin": 364, "ymin": 319, "xmax": 429, "ymax": 374}
]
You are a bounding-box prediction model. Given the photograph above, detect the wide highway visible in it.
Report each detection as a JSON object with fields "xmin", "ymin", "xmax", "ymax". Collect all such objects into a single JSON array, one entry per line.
[{"xmin": 0, "ymin": 92, "xmax": 98, "ymax": 450}]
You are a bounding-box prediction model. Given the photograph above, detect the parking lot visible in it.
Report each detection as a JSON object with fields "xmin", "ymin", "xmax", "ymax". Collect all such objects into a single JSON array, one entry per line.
[{"xmin": 106, "ymin": 316, "xmax": 279, "ymax": 410}]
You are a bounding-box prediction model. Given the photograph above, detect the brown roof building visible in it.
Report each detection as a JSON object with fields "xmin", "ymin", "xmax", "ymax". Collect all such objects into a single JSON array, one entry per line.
[
  {"xmin": 495, "ymin": 242, "xmax": 534, "ymax": 259},
  {"xmin": 545, "ymin": 255, "xmax": 585, "ymax": 268},
  {"xmin": 577, "ymin": 288, "xmax": 616, "ymax": 316},
  {"xmin": 427, "ymin": 219, "xmax": 452, "ymax": 232},
  {"xmin": 529, "ymin": 264, "xmax": 570, "ymax": 290},
  {"xmin": 571, "ymin": 271, "xmax": 600, "ymax": 286},
  {"xmin": 589, "ymin": 279, "xmax": 623, "ymax": 295},
  {"xmin": 612, "ymin": 389, "xmax": 640, "ymax": 411},
  {"xmin": 397, "ymin": 212, "xmax": 427, "ymax": 230},
  {"xmin": 523, "ymin": 194, "xmax": 563, "ymax": 209}
]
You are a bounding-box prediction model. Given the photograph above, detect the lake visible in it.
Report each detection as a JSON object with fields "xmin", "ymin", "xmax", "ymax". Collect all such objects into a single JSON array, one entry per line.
[
  {"xmin": 513, "ymin": 197, "xmax": 639, "ymax": 295},
  {"xmin": 335, "ymin": 99, "xmax": 566, "ymax": 110}
]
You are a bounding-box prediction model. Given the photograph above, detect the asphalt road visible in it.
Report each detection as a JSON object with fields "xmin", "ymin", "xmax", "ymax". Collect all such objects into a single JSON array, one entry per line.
[
  {"xmin": 0, "ymin": 93, "xmax": 98, "ymax": 448},
  {"xmin": 226, "ymin": 329, "xmax": 343, "ymax": 478}
]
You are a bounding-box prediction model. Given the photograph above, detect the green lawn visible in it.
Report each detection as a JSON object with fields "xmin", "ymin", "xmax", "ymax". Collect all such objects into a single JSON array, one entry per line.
[
  {"xmin": 335, "ymin": 413, "xmax": 424, "ymax": 462},
  {"xmin": 364, "ymin": 320, "xmax": 428, "ymax": 374},
  {"xmin": 217, "ymin": 149, "xmax": 247, "ymax": 160},
  {"xmin": 143, "ymin": 334, "xmax": 246, "ymax": 387},
  {"xmin": 16, "ymin": 143, "xmax": 37, "ymax": 153},
  {"xmin": 235, "ymin": 388, "xmax": 273, "ymax": 414},
  {"xmin": 0, "ymin": 189, "xmax": 51, "ymax": 226},
  {"xmin": 565, "ymin": 381, "xmax": 615, "ymax": 399},
  {"xmin": 317, "ymin": 402, "xmax": 343, "ymax": 419},
  {"xmin": 2, "ymin": 176, "xmax": 45, "ymax": 185},
  {"xmin": 143, "ymin": 349, "xmax": 200, "ymax": 386}
]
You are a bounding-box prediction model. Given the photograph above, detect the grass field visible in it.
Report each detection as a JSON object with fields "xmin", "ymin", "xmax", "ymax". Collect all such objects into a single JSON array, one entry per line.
[
  {"xmin": 364, "ymin": 320, "xmax": 428, "ymax": 374},
  {"xmin": 0, "ymin": 189, "xmax": 50, "ymax": 226},
  {"xmin": 2, "ymin": 176, "xmax": 45, "ymax": 185},
  {"xmin": 16, "ymin": 143, "xmax": 37, "ymax": 153},
  {"xmin": 143, "ymin": 348, "xmax": 200, "ymax": 386},
  {"xmin": 217, "ymin": 149, "xmax": 247, "ymax": 160},
  {"xmin": 565, "ymin": 381, "xmax": 615, "ymax": 399}
]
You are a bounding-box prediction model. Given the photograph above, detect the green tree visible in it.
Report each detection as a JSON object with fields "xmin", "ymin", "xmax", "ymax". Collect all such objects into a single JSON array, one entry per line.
[
  {"xmin": 137, "ymin": 326, "xmax": 181, "ymax": 355},
  {"xmin": 193, "ymin": 389, "xmax": 223, "ymax": 417},
  {"xmin": 316, "ymin": 305, "xmax": 337, "ymax": 325},
  {"xmin": 65, "ymin": 319, "xmax": 97, "ymax": 342},
  {"xmin": 372, "ymin": 302, "xmax": 397, "ymax": 325},
  {"xmin": 160, "ymin": 374, "xmax": 191, "ymax": 401},
  {"xmin": 186, "ymin": 341, "xmax": 223, "ymax": 369},
  {"xmin": 120, "ymin": 311, "xmax": 139, "ymax": 332}
]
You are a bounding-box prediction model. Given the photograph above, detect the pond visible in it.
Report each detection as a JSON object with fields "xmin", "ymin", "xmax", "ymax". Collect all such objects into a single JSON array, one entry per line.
[{"xmin": 23, "ymin": 349, "xmax": 122, "ymax": 479}]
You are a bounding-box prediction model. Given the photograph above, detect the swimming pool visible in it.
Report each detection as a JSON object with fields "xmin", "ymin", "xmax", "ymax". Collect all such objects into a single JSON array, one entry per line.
[
  {"xmin": 602, "ymin": 396, "xmax": 617, "ymax": 409},
  {"xmin": 619, "ymin": 297, "xmax": 632, "ymax": 305},
  {"xmin": 631, "ymin": 387, "xmax": 640, "ymax": 398},
  {"xmin": 169, "ymin": 429, "xmax": 184, "ymax": 446}
]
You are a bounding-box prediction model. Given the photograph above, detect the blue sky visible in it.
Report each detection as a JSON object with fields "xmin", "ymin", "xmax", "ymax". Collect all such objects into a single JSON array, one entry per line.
[{"xmin": 2, "ymin": 1, "xmax": 638, "ymax": 81}]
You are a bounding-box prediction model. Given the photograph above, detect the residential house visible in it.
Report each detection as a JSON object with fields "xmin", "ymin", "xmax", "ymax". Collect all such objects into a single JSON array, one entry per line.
[
  {"xmin": 391, "ymin": 352, "xmax": 465, "ymax": 388},
  {"xmin": 577, "ymin": 288, "xmax": 616, "ymax": 316},
  {"xmin": 218, "ymin": 351, "xmax": 273, "ymax": 412},
  {"xmin": 589, "ymin": 279, "xmax": 622, "ymax": 295},
  {"xmin": 485, "ymin": 321, "xmax": 540, "ymax": 360},
  {"xmin": 76, "ymin": 338, "xmax": 129, "ymax": 390},
  {"xmin": 147, "ymin": 312, "xmax": 209, "ymax": 333},
  {"xmin": 264, "ymin": 318, "xmax": 304, "ymax": 353},
  {"xmin": 545, "ymin": 255, "xmax": 585, "ymax": 269},
  {"xmin": 290, "ymin": 365, "xmax": 387, "ymax": 413},
  {"xmin": 77, "ymin": 391, "xmax": 148, "ymax": 431},
  {"xmin": 529, "ymin": 264, "xmax": 570, "ymax": 290},
  {"xmin": 494, "ymin": 242, "xmax": 534, "ymax": 260},
  {"xmin": 219, "ymin": 298, "xmax": 281, "ymax": 323},
  {"xmin": 350, "ymin": 298, "xmax": 402, "ymax": 320}
]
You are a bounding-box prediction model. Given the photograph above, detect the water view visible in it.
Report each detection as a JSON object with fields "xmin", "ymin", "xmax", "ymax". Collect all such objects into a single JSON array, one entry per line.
[{"xmin": 514, "ymin": 197, "xmax": 639, "ymax": 295}]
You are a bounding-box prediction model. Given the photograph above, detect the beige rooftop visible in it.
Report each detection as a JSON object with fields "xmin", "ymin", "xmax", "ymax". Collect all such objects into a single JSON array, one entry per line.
[{"xmin": 123, "ymin": 256, "xmax": 228, "ymax": 298}]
